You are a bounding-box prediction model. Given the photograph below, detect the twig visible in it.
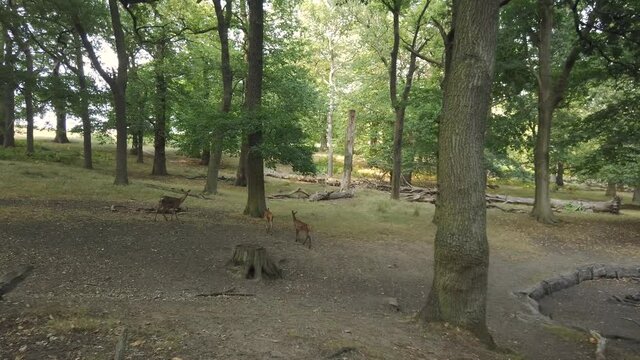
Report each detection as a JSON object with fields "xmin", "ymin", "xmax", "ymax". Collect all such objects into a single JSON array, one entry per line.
[{"xmin": 196, "ymin": 287, "xmax": 255, "ymax": 297}]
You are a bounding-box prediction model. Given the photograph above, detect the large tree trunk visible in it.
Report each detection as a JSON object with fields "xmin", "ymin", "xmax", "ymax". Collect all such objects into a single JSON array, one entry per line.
[
  {"xmin": 75, "ymin": 34, "xmax": 92, "ymax": 169},
  {"xmin": 417, "ymin": 0, "xmax": 500, "ymax": 347},
  {"xmin": 340, "ymin": 110, "xmax": 356, "ymax": 192},
  {"xmin": 243, "ymin": 0, "xmax": 266, "ymax": 217},
  {"xmin": 633, "ymin": 187, "xmax": 640, "ymax": 205},
  {"xmin": 605, "ymin": 181, "xmax": 617, "ymax": 197},
  {"xmin": 205, "ymin": 133, "xmax": 224, "ymax": 194},
  {"xmin": 531, "ymin": 0, "xmax": 557, "ymax": 223},
  {"xmin": 152, "ymin": 41, "xmax": 168, "ymax": 175}
]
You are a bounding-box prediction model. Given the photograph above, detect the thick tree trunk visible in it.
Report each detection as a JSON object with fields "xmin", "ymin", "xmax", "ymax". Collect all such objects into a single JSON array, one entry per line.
[
  {"xmin": 340, "ymin": 110, "xmax": 356, "ymax": 192},
  {"xmin": 633, "ymin": 187, "xmax": 640, "ymax": 205},
  {"xmin": 605, "ymin": 181, "xmax": 617, "ymax": 197},
  {"xmin": 555, "ymin": 161, "xmax": 564, "ymax": 187},
  {"xmin": 531, "ymin": 0, "xmax": 557, "ymax": 223},
  {"xmin": 75, "ymin": 34, "xmax": 92, "ymax": 169},
  {"xmin": 243, "ymin": 0, "xmax": 266, "ymax": 218},
  {"xmin": 151, "ymin": 42, "xmax": 168, "ymax": 175},
  {"xmin": 417, "ymin": 0, "xmax": 500, "ymax": 347}
]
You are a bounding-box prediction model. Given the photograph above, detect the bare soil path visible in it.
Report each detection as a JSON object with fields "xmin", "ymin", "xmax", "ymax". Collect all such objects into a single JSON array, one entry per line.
[{"xmin": 1, "ymin": 198, "xmax": 639, "ymax": 359}]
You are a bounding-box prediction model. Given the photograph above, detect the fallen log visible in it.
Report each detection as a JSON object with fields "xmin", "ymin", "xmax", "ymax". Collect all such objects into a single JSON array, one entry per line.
[
  {"xmin": 268, "ymin": 187, "xmax": 310, "ymax": 199},
  {"xmin": 0, "ymin": 265, "xmax": 34, "ymax": 300},
  {"xmin": 486, "ymin": 195, "xmax": 621, "ymax": 214},
  {"xmin": 309, "ymin": 190, "xmax": 354, "ymax": 201}
]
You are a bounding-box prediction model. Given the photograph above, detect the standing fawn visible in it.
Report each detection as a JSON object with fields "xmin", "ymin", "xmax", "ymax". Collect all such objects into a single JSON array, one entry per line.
[
  {"xmin": 155, "ymin": 189, "xmax": 191, "ymax": 221},
  {"xmin": 263, "ymin": 208, "xmax": 274, "ymax": 234},
  {"xmin": 291, "ymin": 210, "xmax": 312, "ymax": 248}
]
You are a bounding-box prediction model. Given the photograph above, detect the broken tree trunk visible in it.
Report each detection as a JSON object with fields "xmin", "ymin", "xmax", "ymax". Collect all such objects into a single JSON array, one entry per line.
[
  {"xmin": 309, "ymin": 190, "xmax": 354, "ymax": 201},
  {"xmin": 229, "ymin": 244, "xmax": 282, "ymax": 280},
  {"xmin": 0, "ymin": 265, "xmax": 33, "ymax": 299},
  {"xmin": 268, "ymin": 187, "xmax": 310, "ymax": 199},
  {"xmin": 264, "ymin": 170, "xmax": 341, "ymax": 187}
]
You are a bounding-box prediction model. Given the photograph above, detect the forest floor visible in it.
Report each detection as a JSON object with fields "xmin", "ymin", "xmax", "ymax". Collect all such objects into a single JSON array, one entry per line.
[{"xmin": 1, "ymin": 147, "xmax": 640, "ymax": 359}]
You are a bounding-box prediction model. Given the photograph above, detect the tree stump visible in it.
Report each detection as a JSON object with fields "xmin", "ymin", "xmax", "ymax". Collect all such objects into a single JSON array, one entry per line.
[{"xmin": 229, "ymin": 245, "xmax": 282, "ymax": 280}]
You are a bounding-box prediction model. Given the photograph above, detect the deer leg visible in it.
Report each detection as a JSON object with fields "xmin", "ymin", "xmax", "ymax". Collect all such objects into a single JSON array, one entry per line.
[
  {"xmin": 305, "ymin": 233, "xmax": 312, "ymax": 249},
  {"xmin": 295, "ymin": 229, "xmax": 300, "ymax": 242}
]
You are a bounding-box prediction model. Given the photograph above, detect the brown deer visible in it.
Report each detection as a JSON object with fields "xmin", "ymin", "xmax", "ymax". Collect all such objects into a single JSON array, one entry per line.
[
  {"xmin": 263, "ymin": 208, "xmax": 274, "ymax": 234},
  {"xmin": 155, "ymin": 189, "xmax": 191, "ymax": 221},
  {"xmin": 291, "ymin": 210, "xmax": 312, "ymax": 248}
]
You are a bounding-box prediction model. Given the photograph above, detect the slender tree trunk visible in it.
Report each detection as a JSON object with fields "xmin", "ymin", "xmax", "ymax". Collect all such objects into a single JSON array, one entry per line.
[
  {"xmin": 52, "ymin": 62, "xmax": 70, "ymax": 144},
  {"xmin": 605, "ymin": 181, "xmax": 617, "ymax": 197},
  {"xmin": 205, "ymin": 133, "xmax": 224, "ymax": 194},
  {"xmin": 74, "ymin": 34, "xmax": 92, "ymax": 169},
  {"xmin": 555, "ymin": 161, "xmax": 564, "ymax": 187},
  {"xmin": 632, "ymin": 187, "xmax": 640, "ymax": 205},
  {"xmin": 113, "ymin": 85, "xmax": 128, "ymax": 185},
  {"xmin": 0, "ymin": 23, "xmax": 5, "ymax": 146},
  {"xmin": 531, "ymin": 0, "xmax": 557, "ymax": 223},
  {"xmin": 391, "ymin": 107, "xmax": 405, "ymax": 199},
  {"xmin": 205, "ymin": 0, "xmax": 233, "ymax": 194},
  {"xmin": 23, "ymin": 42, "xmax": 35, "ymax": 154},
  {"xmin": 417, "ymin": 0, "xmax": 500, "ymax": 347},
  {"xmin": 243, "ymin": 0, "xmax": 266, "ymax": 217},
  {"xmin": 235, "ymin": 138, "xmax": 248, "ymax": 186},
  {"xmin": 136, "ymin": 132, "xmax": 143, "ymax": 163},
  {"xmin": 340, "ymin": 110, "xmax": 356, "ymax": 192},
  {"xmin": 3, "ymin": 25, "xmax": 15, "ymax": 148},
  {"xmin": 151, "ymin": 41, "xmax": 168, "ymax": 175},
  {"xmin": 326, "ymin": 43, "xmax": 336, "ymax": 178}
]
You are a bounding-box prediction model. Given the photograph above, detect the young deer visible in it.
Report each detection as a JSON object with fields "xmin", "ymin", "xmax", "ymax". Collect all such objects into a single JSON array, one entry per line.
[
  {"xmin": 263, "ymin": 208, "xmax": 274, "ymax": 234},
  {"xmin": 291, "ymin": 210, "xmax": 312, "ymax": 248},
  {"xmin": 155, "ymin": 189, "xmax": 191, "ymax": 221}
]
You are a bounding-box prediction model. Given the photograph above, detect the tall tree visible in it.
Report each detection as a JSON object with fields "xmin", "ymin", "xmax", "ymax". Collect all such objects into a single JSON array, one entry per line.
[
  {"xmin": 74, "ymin": 0, "xmax": 131, "ymax": 185},
  {"xmin": 417, "ymin": 0, "xmax": 500, "ymax": 346},
  {"xmin": 204, "ymin": 0, "xmax": 233, "ymax": 194},
  {"xmin": 243, "ymin": 0, "xmax": 266, "ymax": 217},
  {"xmin": 51, "ymin": 61, "xmax": 71, "ymax": 143},
  {"xmin": 2, "ymin": 9, "xmax": 16, "ymax": 148}
]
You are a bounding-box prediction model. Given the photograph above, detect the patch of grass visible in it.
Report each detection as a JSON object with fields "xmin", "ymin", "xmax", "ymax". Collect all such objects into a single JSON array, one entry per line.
[
  {"xmin": 47, "ymin": 313, "xmax": 118, "ymax": 334},
  {"xmin": 542, "ymin": 324, "xmax": 586, "ymax": 343}
]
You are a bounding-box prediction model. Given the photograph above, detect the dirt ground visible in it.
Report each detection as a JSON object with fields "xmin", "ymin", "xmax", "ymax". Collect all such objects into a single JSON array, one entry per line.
[{"xmin": 1, "ymin": 197, "xmax": 640, "ymax": 359}]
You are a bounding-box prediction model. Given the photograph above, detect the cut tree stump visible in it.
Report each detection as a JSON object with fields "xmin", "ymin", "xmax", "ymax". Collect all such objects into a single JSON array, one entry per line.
[{"xmin": 229, "ymin": 244, "xmax": 282, "ymax": 280}]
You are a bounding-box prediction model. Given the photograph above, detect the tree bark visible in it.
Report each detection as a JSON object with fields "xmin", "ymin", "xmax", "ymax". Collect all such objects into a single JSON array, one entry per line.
[
  {"xmin": 3, "ymin": 24, "xmax": 15, "ymax": 148},
  {"xmin": 74, "ymin": 33, "xmax": 92, "ymax": 169},
  {"xmin": 531, "ymin": 0, "xmax": 557, "ymax": 223},
  {"xmin": 340, "ymin": 109, "xmax": 356, "ymax": 192},
  {"xmin": 605, "ymin": 181, "xmax": 617, "ymax": 197},
  {"xmin": 235, "ymin": 139, "xmax": 248, "ymax": 186},
  {"xmin": 21, "ymin": 40, "xmax": 35, "ymax": 154},
  {"xmin": 152, "ymin": 41, "xmax": 168, "ymax": 175},
  {"xmin": 326, "ymin": 41, "xmax": 336, "ymax": 178},
  {"xmin": 555, "ymin": 161, "xmax": 564, "ymax": 187},
  {"xmin": 243, "ymin": 0, "xmax": 266, "ymax": 217},
  {"xmin": 633, "ymin": 187, "xmax": 640, "ymax": 205},
  {"xmin": 417, "ymin": 0, "xmax": 500, "ymax": 347},
  {"xmin": 52, "ymin": 62, "xmax": 70, "ymax": 144}
]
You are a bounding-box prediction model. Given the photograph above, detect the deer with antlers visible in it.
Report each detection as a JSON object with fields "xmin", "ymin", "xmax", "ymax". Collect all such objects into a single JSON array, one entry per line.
[
  {"xmin": 291, "ymin": 210, "xmax": 312, "ymax": 248},
  {"xmin": 155, "ymin": 189, "xmax": 191, "ymax": 221},
  {"xmin": 263, "ymin": 208, "xmax": 274, "ymax": 234}
]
